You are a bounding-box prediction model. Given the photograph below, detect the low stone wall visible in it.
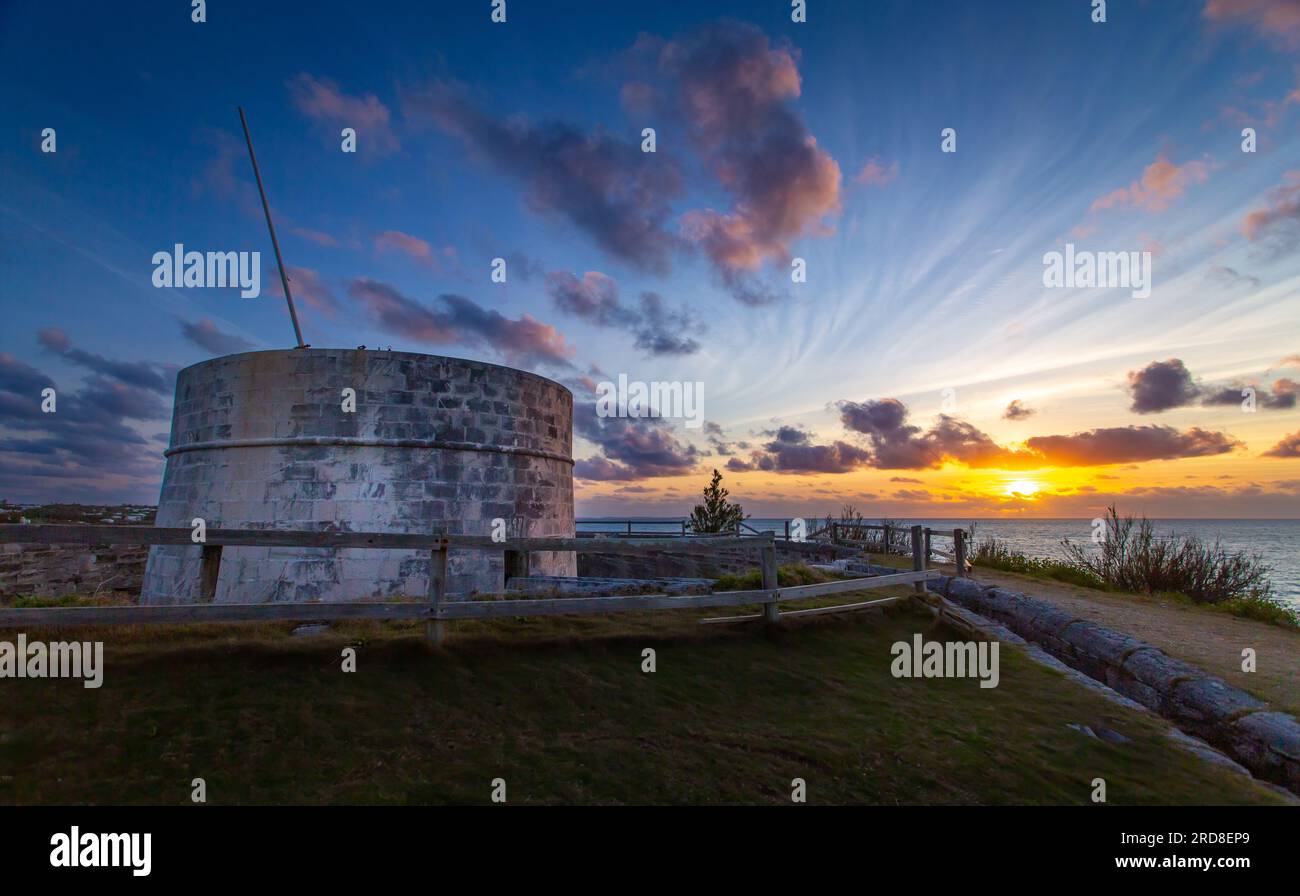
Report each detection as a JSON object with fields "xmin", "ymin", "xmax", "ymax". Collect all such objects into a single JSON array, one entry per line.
[
  {"xmin": 0, "ymin": 543, "xmax": 148, "ymax": 599},
  {"xmin": 507, "ymin": 575, "xmax": 714, "ymax": 597},
  {"xmin": 925, "ymin": 572, "xmax": 1300, "ymax": 794},
  {"xmin": 580, "ymin": 542, "xmax": 846, "ymax": 580}
]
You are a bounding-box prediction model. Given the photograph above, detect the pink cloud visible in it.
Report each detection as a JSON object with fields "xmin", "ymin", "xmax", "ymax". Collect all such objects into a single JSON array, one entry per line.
[
  {"xmin": 853, "ymin": 156, "xmax": 900, "ymax": 188},
  {"xmin": 1204, "ymin": 0, "xmax": 1300, "ymax": 47},
  {"xmin": 1091, "ymin": 152, "xmax": 1211, "ymax": 214},
  {"xmin": 288, "ymin": 74, "xmax": 399, "ymax": 155},
  {"xmin": 290, "ymin": 226, "xmax": 338, "ymax": 247},
  {"xmin": 1243, "ymin": 169, "xmax": 1300, "ymax": 242},
  {"xmin": 373, "ymin": 230, "xmax": 459, "ymax": 271}
]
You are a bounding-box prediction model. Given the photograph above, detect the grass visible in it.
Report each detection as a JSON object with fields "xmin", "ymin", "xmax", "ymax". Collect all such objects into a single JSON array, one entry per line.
[
  {"xmin": 0, "ymin": 596, "xmax": 1287, "ymax": 805},
  {"xmin": 970, "ymin": 537, "xmax": 1109, "ymax": 591},
  {"xmin": 713, "ymin": 562, "xmax": 843, "ymax": 591}
]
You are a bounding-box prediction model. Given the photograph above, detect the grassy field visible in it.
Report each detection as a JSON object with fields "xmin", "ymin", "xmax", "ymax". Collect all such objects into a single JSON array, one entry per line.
[{"xmin": 0, "ymin": 590, "xmax": 1288, "ymax": 806}]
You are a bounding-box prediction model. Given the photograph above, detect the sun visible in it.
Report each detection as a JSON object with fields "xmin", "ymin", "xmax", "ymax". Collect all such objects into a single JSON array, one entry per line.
[{"xmin": 1003, "ymin": 479, "xmax": 1042, "ymax": 498}]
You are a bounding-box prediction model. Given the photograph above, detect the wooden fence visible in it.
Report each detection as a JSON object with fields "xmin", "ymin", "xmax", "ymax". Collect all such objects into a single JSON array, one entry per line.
[
  {"xmin": 0, "ymin": 523, "xmax": 940, "ymax": 644},
  {"xmin": 810, "ymin": 522, "xmax": 969, "ymax": 575}
]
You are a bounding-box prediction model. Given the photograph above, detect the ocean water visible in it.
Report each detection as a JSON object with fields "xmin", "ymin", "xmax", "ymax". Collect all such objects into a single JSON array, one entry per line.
[{"xmin": 576, "ymin": 517, "xmax": 1300, "ymax": 607}]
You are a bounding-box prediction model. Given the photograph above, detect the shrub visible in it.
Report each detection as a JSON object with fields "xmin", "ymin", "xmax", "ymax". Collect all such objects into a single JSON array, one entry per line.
[{"xmin": 1060, "ymin": 507, "xmax": 1273, "ymax": 605}]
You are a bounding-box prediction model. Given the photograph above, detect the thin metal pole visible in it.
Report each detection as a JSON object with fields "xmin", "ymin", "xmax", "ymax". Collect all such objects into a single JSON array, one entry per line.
[{"xmin": 238, "ymin": 106, "xmax": 305, "ymax": 348}]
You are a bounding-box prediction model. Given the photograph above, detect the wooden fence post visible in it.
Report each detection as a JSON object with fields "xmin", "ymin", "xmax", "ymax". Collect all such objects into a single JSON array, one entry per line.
[
  {"xmin": 883, "ymin": 523, "xmax": 892, "ymax": 555},
  {"xmin": 503, "ymin": 549, "xmax": 529, "ymax": 585},
  {"xmin": 760, "ymin": 538, "xmax": 780, "ymax": 624},
  {"xmin": 924, "ymin": 528, "xmax": 932, "ymax": 565},
  {"xmin": 910, "ymin": 525, "xmax": 925, "ymax": 595},
  {"xmin": 954, "ymin": 529, "xmax": 967, "ymax": 579},
  {"xmin": 198, "ymin": 544, "xmax": 222, "ymax": 603},
  {"xmin": 426, "ymin": 539, "xmax": 449, "ymax": 646}
]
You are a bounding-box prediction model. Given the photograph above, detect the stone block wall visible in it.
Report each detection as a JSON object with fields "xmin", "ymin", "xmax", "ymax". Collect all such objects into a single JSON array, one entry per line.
[
  {"xmin": 1, "ymin": 542, "xmax": 148, "ymax": 599},
  {"xmin": 142, "ymin": 349, "xmax": 575, "ymax": 604},
  {"xmin": 579, "ymin": 542, "xmax": 843, "ymax": 580}
]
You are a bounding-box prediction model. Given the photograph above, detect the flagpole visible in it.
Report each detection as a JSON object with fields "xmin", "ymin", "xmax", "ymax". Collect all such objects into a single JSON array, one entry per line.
[{"xmin": 238, "ymin": 106, "xmax": 306, "ymax": 348}]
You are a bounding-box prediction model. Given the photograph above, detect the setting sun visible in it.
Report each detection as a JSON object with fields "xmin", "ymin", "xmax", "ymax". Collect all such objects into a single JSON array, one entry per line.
[{"xmin": 1003, "ymin": 479, "xmax": 1042, "ymax": 498}]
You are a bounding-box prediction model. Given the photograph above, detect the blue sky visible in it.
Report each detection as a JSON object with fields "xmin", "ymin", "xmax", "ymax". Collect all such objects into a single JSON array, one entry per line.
[{"xmin": 2, "ymin": 0, "xmax": 1299, "ymax": 516}]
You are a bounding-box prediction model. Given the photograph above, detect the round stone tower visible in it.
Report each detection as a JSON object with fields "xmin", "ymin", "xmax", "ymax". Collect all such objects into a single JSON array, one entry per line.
[{"xmin": 140, "ymin": 349, "xmax": 575, "ymax": 603}]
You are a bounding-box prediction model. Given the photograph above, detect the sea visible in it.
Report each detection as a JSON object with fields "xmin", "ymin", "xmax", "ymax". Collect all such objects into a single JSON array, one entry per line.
[{"xmin": 576, "ymin": 517, "xmax": 1300, "ymax": 608}]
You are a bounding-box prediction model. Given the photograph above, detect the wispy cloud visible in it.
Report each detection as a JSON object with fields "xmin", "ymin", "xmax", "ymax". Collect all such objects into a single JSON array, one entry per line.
[{"xmin": 288, "ymin": 73, "xmax": 400, "ymax": 155}]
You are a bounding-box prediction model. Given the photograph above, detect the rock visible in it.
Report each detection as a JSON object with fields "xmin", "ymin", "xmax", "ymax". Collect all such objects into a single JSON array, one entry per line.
[
  {"xmin": 291, "ymin": 623, "xmax": 331, "ymax": 637},
  {"xmin": 1093, "ymin": 726, "xmax": 1131, "ymax": 745},
  {"xmin": 1171, "ymin": 677, "xmax": 1267, "ymax": 725}
]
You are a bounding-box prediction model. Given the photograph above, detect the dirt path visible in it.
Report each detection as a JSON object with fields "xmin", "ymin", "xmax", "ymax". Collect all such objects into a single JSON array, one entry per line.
[{"xmin": 939, "ymin": 564, "xmax": 1300, "ymax": 714}]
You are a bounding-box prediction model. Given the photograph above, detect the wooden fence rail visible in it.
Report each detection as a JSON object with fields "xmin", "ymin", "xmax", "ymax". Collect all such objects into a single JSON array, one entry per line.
[{"xmin": 0, "ymin": 523, "xmax": 940, "ymax": 643}]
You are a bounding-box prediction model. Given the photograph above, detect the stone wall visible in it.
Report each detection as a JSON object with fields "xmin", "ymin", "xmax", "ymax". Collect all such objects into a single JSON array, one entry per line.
[
  {"xmin": 1, "ymin": 543, "xmax": 148, "ymax": 599},
  {"xmin": 926, "ymin": 572, "xmax": 1300, "ymax": 794},
  {"xmin": 579, "ymin": 542, "xmax": 845, "ymax": 580},
  {"xmin": 142, "ymin": 349, "xmax": 575, "ymax": 604}
]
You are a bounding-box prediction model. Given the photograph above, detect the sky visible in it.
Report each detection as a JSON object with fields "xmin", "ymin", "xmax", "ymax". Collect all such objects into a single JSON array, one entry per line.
[{"xmin": 1, "ymin": 0, "xmax": 1299, "ymax": 519}]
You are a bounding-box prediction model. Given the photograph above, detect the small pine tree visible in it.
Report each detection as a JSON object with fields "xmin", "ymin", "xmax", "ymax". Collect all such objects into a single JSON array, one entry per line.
[{"xmin": 689, "ymin": 469, "xmax": 746, "ymax": 533}]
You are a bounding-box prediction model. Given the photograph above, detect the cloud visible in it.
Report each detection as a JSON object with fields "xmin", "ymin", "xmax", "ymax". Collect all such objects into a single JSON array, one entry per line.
[
  {"xmin": 347, "ymin": 278, "xmax": 575, "ymax": 369},
  {"xmin": 837, "ymin": 397, "xmax": 1241, "ymax": 469},
  {"xmin": 1002, "ymin": 399, "xmax": 1035, "ymax": 421},
  {"xmin": 1242, "ymin": 170, "xmax": 1300, "ymax": 247},
  {"xmin": 1275, "ymin": 353, "xmax": 1300, "ymax": 369},
  {"xmin": 1203, "ymin": 0, "xmax": 1300, "ymax": 48},
  {"xmin": 263, "ymin": 265, "xmax": 342, "ymax": 319},
  {"xmin": 179, "ymin": 319, "xmax": 255, "ymax": 355},
  {"xmin": 506, "ymin": 252, "xmax": 546, "ymax": 283},
  {"xmin": 0, "ymin": 352, "xmax": 169, "ymax": 502},
  {"xmin": 546, "ymin": 271, "xmax": 634, "ymax": 327},
  {"xmin": 373, "ymin": 230, "xmax": 458, "ymax": 271},
  {"xmin": 659, "ymin": 22, "xmax": 841, "ymax": 290},
  {"xmin": 573, "ymin": 402, "xmax": 699, "ymax": 480},
  {"xmin": 890, "ymin": 476, "xmax": 923, "ymax": 483},
  {"xmin": 544, "ymin": 271, "xmax": 702, "ymax": 356},
  {"xmin": 289, "ymin": 226, "xmax": 339, "ymax": 247},
  {"xmin": 837, "ymin": 399, "xmax": 1033, "ymax": 469},
  {"xmin": 288, "ymin": 73, "xmax": 399, "ymax": 155},
  {"xmin": 1090, "ymin": 152, "xmax": 1211, "ymax": 213},
  {"xmin": 853, "ymin": 156, "xmax": 899, "ymax": 188},
  {"xmin": 1263, "ymin": 430, "xmax": 1300, "ymax": 457},
  {"xmin": 1024, "ymin": 425, "xmax": 1241, "ymax": 465},
  {"xmin": 1265, "ymin": 377, "xmax": 1299, "ymax": 408},
  {"xmin": 1126, "ymin": 357, "xmax": 1298, "ymax": 411},
  {"xmin": 1206, "ymin": 264, "xmax": 1261, "ymax": 288},
  {"xmin": 37, "ymin": 328, "xmax": 171, "ymax": 394},
  {"xmin": 1202, "ymin": 380, "xmax": 1297, "ymax": 408},
  {"xmin": 404, "ymin": 82, "xmax": 684, "ymax": 273},
  {"xmin": 1127, "ymin": 358, "xmax": 1200, "ymax": 413},
  {"xmin": 744, "ymin": 426, "xmax": 872, "ymax": 473}
]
